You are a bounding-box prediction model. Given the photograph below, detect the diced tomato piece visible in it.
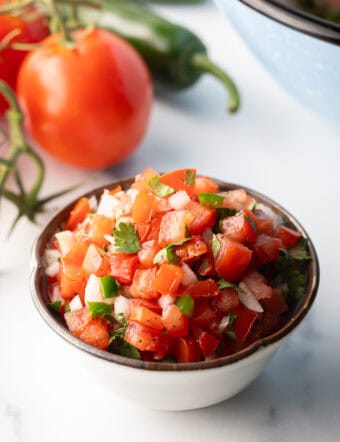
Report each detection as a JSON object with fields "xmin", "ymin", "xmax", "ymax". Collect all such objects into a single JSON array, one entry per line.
[
  {"xmin": 130, "ymin": 299, "xmax": 162, "ymax": 313},
  {"xmin": 191, "ymin": 301, "xmax": 218, "ymax": 327},
  {"xmin": 152, "ymin": 264, "xmax": 184, "ymax": 295},
  {"xmin": 79, "ymin": 318, "xmax": 110, "ymax": 350},
  {"xmin": 174, "ymin": 236, "xmax": 207, "ymax": 262},
  {"xmin": 220, "ymin": 210, "xmax": 257, "ymax": 243},
  {"xmin": 186, "ymin": 279, "xmax": 219, "ymax": 299},
  {"xmin": 221, "ymin": 189, "xmax": 253, "ymax": 211},
  {"xmin": 242, "ymin": 271, "xmax": 272, "ymax": 300},
  {"xmin": 233, "ymin": 306, "xmax": 258, "ymax": 343},
  {"xmin": 253, "ymin": 234, "xmax": 283, "ymax": 264},
  {"xmin": 158, "ymin": 210, "xmax": 193, "ymax": 247},
  {"xmin": 276, "ymin": 225, "xmax": 302, "ymax": 248},
  {"xmin": 130, "ymin": 268, "xmax": 159, "ymax": 300},
  {"xmin": 125, "ymin": 321, "xmax": 169, "ymax": 356},
  {"xmin": 58, "ymin": 242, "xmax": 88, "ymax": 300},
  {"xmin": 197, "ymin": 250, "xmax": 215, "ymax": 276},
  {"xmin": 95, "ymin": 256, "xmax": 111, "ymax": 277},
  {"xmin": 138, "ymin": 240, "xmax": 161, "ymax": 268},
  {"xmin": 132, "ymin": 168, "xmax": 159, "ymax": 192},
  {"xmin": 108, "ymin": 185, "xmax": 122, "ymax": 195},
  {"xmin": 65, "ymin": 197, "xmax": 90, "ymax": 231},
  {"xmin": 253, "ymin": 210, "xmax": 274, "ymax": 235},
  {"xmin": 260, "ymin": 288, "xmax": 288, "ymax": 314},
  {"xmin": 174, "ymin": 337, "xmax": 201, "ymax": 363},
  {"xmin": 212, "ymin": 288, "xmax": 239, "ymax": 313},
  {"xmin": 147, "ymin": 212, "xmax": 164, "ymax": 242},
  {"xmin": 64, "ymin": 307, "xmax": 90, "ymax": 335},
  {"xmin": 162, "ymin": 304, "xmax": 189, "ymax": 337},
  {"xmin": 136, "ymin": 222, "xmax": 151, "ymax": 243},
  {"xmin": 130, "ymin": 306, "xmax": 164, "ymax": 330},
  {"xmin": 193, "ymin": 176, "xmax": 218, "ymax": 194},
  {"xmin": 160, "ymin": 168, "xmax": 196, "ymax": 197},
  {"xmin": 215, "ymin": 235, "xmax": 253, "ymax": 281},
  {"xmin": 87, "ymin": 215, "xmax": 115, "ymax": 248},
  {"xmin": 109, "ymin": 253, "xmax": 138, "ymax": 284},
  {"xmin": 195, "ymin": 330, "xmax": 219, "ymax": 357},
  {"xmin": 131, "ymin": 191, "xmax": 156, "ymax": 223},
  {"xmin": 186, "ymin": 200, "xmax": 216, "ymax": 235}
]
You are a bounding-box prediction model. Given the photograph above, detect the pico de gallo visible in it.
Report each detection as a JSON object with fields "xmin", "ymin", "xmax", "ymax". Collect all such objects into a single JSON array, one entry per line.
[{"xmin": 44, "ymin": 168, "xmax": 310, "ymax": 363}]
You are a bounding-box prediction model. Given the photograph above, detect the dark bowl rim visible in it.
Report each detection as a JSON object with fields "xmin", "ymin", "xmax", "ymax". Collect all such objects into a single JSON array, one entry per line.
[
  {"xmin": 30, "ymin": 176, "xmax": 320, "ymax": 372},
  {"xmin": 236, "ymin": 0, "xmax": 340, "ymax": 45}
]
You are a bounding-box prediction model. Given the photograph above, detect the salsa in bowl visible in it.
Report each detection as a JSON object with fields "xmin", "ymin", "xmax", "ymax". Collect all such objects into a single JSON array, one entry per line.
[{"xmin": 31, "ymin": 169, "xmax": 319, "ymax": 409}]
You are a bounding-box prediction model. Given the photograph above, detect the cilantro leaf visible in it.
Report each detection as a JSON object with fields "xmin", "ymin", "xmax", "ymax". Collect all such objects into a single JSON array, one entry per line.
[
  {"xmin": 198, "ymin": 193, "xmax": 224, "ymax": 208},
  {"xmin": 113, "ymin": 222, "xmax": 141, "ymax": 253},
  {"xmin": 48, "ymin": 301, "xmax": 62, "ymax": 314},
  {"xmin": 184, "ymin": 170, "xmax": 196, "ymax": 185},
  {"xmin": 289, "ymin": 238, "xmax": 311, "ymax": 261},
  {"xmin": 64, "ymin": 304, "xmax": 71, "ymax": 313},
  {"xmin": 148, "ymin": 175, "xmax": 175, "ymax": 198},
  {"xmin": 287, "ymin": 268, "xmax": 306, "ymax": 302},
  {"xmin": 88, "ymin": 302, "xmax": 112, "ymax": 318},
  {"xmin": 211, "ymin": 234, "xmax": 220, "ymax": 258},
  {"xmin": 109, "ymin": 337, "xmax": 141, "ymax": 360},
  {"xmin": 153, "ymin": 238, "xmax": 190, "ymax": 265},
  {"xmin": 217, "ymin": 279, "xmax": 238, "ymax": 290}
]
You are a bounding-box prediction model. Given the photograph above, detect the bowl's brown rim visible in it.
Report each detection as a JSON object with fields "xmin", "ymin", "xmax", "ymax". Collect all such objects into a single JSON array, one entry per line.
[
  {"xmin": 30, "ymin": 177, "xmax": 320, "ymax": 372},
  {"xmin": 237, "ymin": 0, "xmax": 340, "ymax": 45}
]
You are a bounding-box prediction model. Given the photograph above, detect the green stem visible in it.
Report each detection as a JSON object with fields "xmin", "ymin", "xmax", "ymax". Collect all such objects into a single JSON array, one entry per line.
[
  {"xmin": 45, "ymin": 0, "xmax": 73, "ymax": 43},
  {"xmin": 191, "ymin": 53, "xmax": 240, "ymax": 113},
  {"xmin": 0, "ymin": 0, "xmax": 35, "ymax": 14}
]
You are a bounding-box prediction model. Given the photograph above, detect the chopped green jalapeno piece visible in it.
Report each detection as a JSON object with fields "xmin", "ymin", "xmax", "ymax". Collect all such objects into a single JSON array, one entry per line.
[
  {"xmin": 99, "ymin": 275, "xmax": 120, "ymax": 298},
  {"xmin": 88, "ymin": 302, "xmax": 112, "ymax": 318},
  {"xmin": 48, "ymin": 301, "xmax": 62, "ymax": 314},
  {"xmin": 176, "ymin": 294, "xmax": 195, "ymax": 317},
  {"xmin": 198, "ymin": 192, "xmax": 224, "ymax": 208},
  {"xmin": 64, "ymin": 303, "xmax": 71, "ymax": 313}
]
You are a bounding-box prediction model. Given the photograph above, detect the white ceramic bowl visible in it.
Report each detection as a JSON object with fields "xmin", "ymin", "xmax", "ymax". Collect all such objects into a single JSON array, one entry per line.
[{"xmin": 30, "ymin": 177, "xmax": 319, "ymax": 410}]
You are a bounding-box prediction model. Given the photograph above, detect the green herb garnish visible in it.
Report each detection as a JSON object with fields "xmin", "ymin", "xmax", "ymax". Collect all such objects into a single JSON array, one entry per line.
[
  {"xmin": 153, "ymin": 238, "xmax": 190, "ymax": 265},
  {"xmin": 217, "ymin": 279, "xmax": 238, "ymax": 290},
  {"xmin": 113, "ymin": 222, "xmax": 141, "ymax": 254},
  {"xmin": 288, "ymin": 238, "xmax": 311, "ymax": 261},
  {"xmin": 224, "ymin": 313, "xmax": 237, "ymax": 340},
  {"xmin": 184, "ymin": 169, "xmax": 196, "ymax": 185},
  {"xmin": 99, "ymin": 275, "xmax": 120, "ymax": 298},
  {"xmin": 64, "ymin": 304, "xmax": 71, "ymax": 313},
  {"xmin": 198, "ymin": 193, "xmax": 224, "ymax": 208},
  {"xmin": 176, "ymin": 294, "xmax": 195, "ymax": 317},
  {"xmin": 48, "ymin": 301, "xmax": 62, "ymax": 314},
  {"xmin": 148, "ymin": 175, "xmax": 175, "ymax": 198},
  {"xmin": 88, "ymin": 302, "xmax": 112, "ymax": 318},
  {"xmin": 108, "ymin": 314, "xmax": 140, "ymax": 360}
]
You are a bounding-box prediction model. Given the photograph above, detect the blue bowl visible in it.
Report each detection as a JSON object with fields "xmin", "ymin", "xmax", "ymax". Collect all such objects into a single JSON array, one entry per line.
[{"xmin": 214, "ymin": 0, "xmax": 340, "ymax": 122}]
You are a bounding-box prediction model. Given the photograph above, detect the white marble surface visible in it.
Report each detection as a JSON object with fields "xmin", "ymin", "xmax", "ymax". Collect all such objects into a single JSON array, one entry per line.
[{"xmin": 1, "ymin": 1, "xmax": 339, "ymax": 441}]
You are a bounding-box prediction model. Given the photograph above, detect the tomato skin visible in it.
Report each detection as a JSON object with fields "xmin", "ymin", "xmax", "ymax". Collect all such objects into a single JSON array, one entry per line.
[
  {"xmin": 195, "ymin": 329, "xmax": 219, "ymax": 357},
  {"xmin": 87, "ymin": 215, "xmax": 115, "ymax": 248},
  {"xmin": 152, "ymin": 264, "xmax": 184, "ymax": 295},
  {"xmin": 0, "ymin": 8, "xmax": 49, "ymax": 113},
  {"xmin": 260, "ymin": 288, "xmax": 288, "ymax": 314},
  {"xmin": 193, "ymin": 176, "xmax": 218, "ymax": 194},
  {"xmin": 130, "ymin": 299, "xmax": 162, "ymax": 313},
  {"xmin": 253, "ymin": 210, "xmax": 274, "ymax": 235},
  {"xmin": 220, "ymin": 210, "xmax": 257, "ymax": 243},
  {"xmin": 186, "ymin": 279, "xmax": 219, "ymax": 299},
  {"xmin": 58, "ymin": 242, "xmax": 88, "ymax": 300},
  {"xmin": 130, "ymin": 305, "xmax": 164, "ymax": 330},
  {"xmin": 242, "ymin": 271, "xmax": 272, "ymax": 300},
  {"xmin": 131, "ymin": 191, "xmax": 155, "ymax": 223},
  {"xmin": 276, "ymin": 225, "xmax": 302, "ymax": 248},
  {"xmin": 125, "ymin": 320, "xmax": 169, "ymax": 357},
  {"xmin": 233, "ymin": 306, "xmax": 258, "ymax": 343},
  {"xmin": 109, "ymin": 253, "xmax": 138, "ymax": 284},
  {"xmin": 162, "ymin": 305, "xmax": 189, "ymax": 337},
  {"xmin": 65, "ymin": 197, "xmax": 90, "ymax": 230},
  {"xmin": 187, "ymin": 201, "xmax": 217, "ymax": 235},
  {"xmin": 130, "ymin": 268, "xmax": 159, "ymax": 300},
  {"xmin": 215, "ymin": 235, "xmax": 253, "ymax": 282},
  {"xmin": 158, "ymin": 210, "xmax": 193, "ymax": 247},
  {"xmin": 253, "ymin": 234, "xmax": 283, "ymax": 265},
  {"xmin": 160, "ymin": 169, "xmax": 196, "ymax": 197},
  {"xmin": 174, "ymin": 236, "xmax": 207, "ymax": 262},
  {"xmin": 191, "ymin": 301, "xmax": 218, "ymax": 328},
  {"xmin": 212, "ymin": 288, "xmax": 239, "ymax": 314},
  {"xmin": 17, "ymin": 29, "xmax": 152, "ymax": 168},
  {"xmin": 174, "ymin": 337, "xmax": 201, "ymax": 363}
]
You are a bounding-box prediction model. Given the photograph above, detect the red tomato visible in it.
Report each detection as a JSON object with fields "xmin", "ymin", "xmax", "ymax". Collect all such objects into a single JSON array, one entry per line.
[
  {"xmin": 260, "ymin": 288, "xmax": 288, "ymax": 314},
  {"xmin": 187, "ymin": 201, "xmax": 217, "ymax": 235},
  {"xmin": 195, "ymin": 330, "xmax": 219, "ymax": 357},
  {"xmin": 152, "ymin": 264, "xmax": 184, "ymax": 295},
  {"xmin": 253, "ymin": 234, "xmax": 283, "ymax": 264},
  {"xmin": 125, "ymin": 321, "xmax": 169, "ymax": 357},
  {"xmin": 130, "ymin": 268, "xmax": 159, "ymax": 300},
  {"xmin": 233, "ymin": 306, "xmax": 258, "ymax": 343},
  {"xmin": 0, "ymin": 6, "xmax": 49, "ymax": 113},
  {"xmin": 79, "ymin": 318, "xmax": 110, "ymax": 350},
  {"xmin": 186, "ymin": 279, "xmax": 219, "ymax": 299},
  {"xmin": 130, "ymin": 305, "xmax": 164, "ymax": 330},
  {"xmin": 131, "ymin": 191, "xmax": 156, "ymax": 223},
  {"xmin": 58, "ymin": 242, "xmax": 88, "ymax": 300},
  {"xmin": 191, "ymin": 301, "xmax": 218, "ymax": 328},
  {"xmin": 215, "ymin": 235, "xmax": 253, "ymax": 281},
  {"xmin": 17, "ymin": 29, "xmax": 152, "ymax": 168},
  {"xmin": 174, "ymin": 337, "xmax": 201, "ymax": 363},
  {"xmin": 220, "ymin": 210, "xmax": 257, "ymax": 243},
  {"xmin": 197, "ymin": 249, "xmax": 215, "ymax": 276},
  {"xmin": 162, "ymin": 305, "xmax": 189, "ymax": 337},
  {"xmin": 131, "ymin": 168, "xmax": 159, "ymax": 192},
  {"xmin": 242, "ymin": 271, "xmax": 272, "ymax": 300},
  {"xmin": 160, "ymin": 169, "xmax": 196, "ymax": 197},
  {"xmin": 193, "ymin": 176, "xmax": 218, "ymax": 194},
  {"xmin": 109, "ymin": 253, "xmax": 138, "ymax": 284},
  {"xmin": 130, "ymin": 299, "xmax": 162, "ymax": 313},
  {"xmin": 174, "ymin": 236, "xmax": 207, "ymax": 262},
  {"xmin": 87, "ymin": 215, "xmax": 115, "ymax": 248},
  {"xmin": 276, "ymin": 225, "xmax": 302, "ymax": 248},
  {"xmin": 212, "ymin": 288, "xmax": 240, "ymax": 314},
  {"xmin": 158, "ymin": 210, "xmax": 193, "ymax": 246},
  {"xmin": 65, "ymin": 197, "xmax": 90, "ymax": 231},
  {"xmin": 253, "ymin": 210, "xmax": 274, "ymax": 235}
]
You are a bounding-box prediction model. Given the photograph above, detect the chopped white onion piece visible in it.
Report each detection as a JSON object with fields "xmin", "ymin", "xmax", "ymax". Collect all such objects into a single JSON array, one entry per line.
[
  {"xmin": 45, "ymin": 261, "xmax": 60, "ymax": 277},
  {"xmin": 256, "ymin": 203, "xmax": 283, "ymax": 230},
  {"xmin": 218, "ymin": 315, "xmax": 232, "ymax": 334},
  {"xmin": 114, "ymin": 295, "xmax": 131, "ymax": 319},
  {"xmin": 169, "ymin": 191, "xmax": 190, "ymax": 210},
  {"xmin": 55, "ymin": 230, "xmax": 75, "ymax": 256},
  {"xmin": 104, "ymin": 234, "xmax": 115, "ymax": 244},
  {"xmin": 97, "ymin": 190, "xmax": 122, "ymax": 218},
  {"xmin": 181, "ymin": 263, "xmax": 198, "ymax": 286},
  {"xmin": 85, "ymin": 274, "xmax": 114, "ymax": 305},
  {"xmin": 126, "ymin": 188, "xmax": 139, "ymax": 204},
  {"xmin": 50, "ymin": 285, "xmax": 63, "ymax": 303},
  {"xmin": 158, "ymin": 294, "xmax": 175, "ymax": 310},
  {"xmin": 69, "ymin": 295, "xmax": 83, "ymax": 311},
  {"xmin": 82, "ymin": 244, "xmax": 102, "ymax": 274},
  {"xmin": 115, "ymin": 216, "xmax": 133, "ymax": 227},
  {"xmin": 238, "ymin": 282, "xmax": 264, "ymax": 313},
  {"xmin": 88, "ymin": 195, "xmax": 98, "ymax": 212},
  {"xmin": 44, "ymin": 248, "xmax": 61, "ymax": 266}
]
